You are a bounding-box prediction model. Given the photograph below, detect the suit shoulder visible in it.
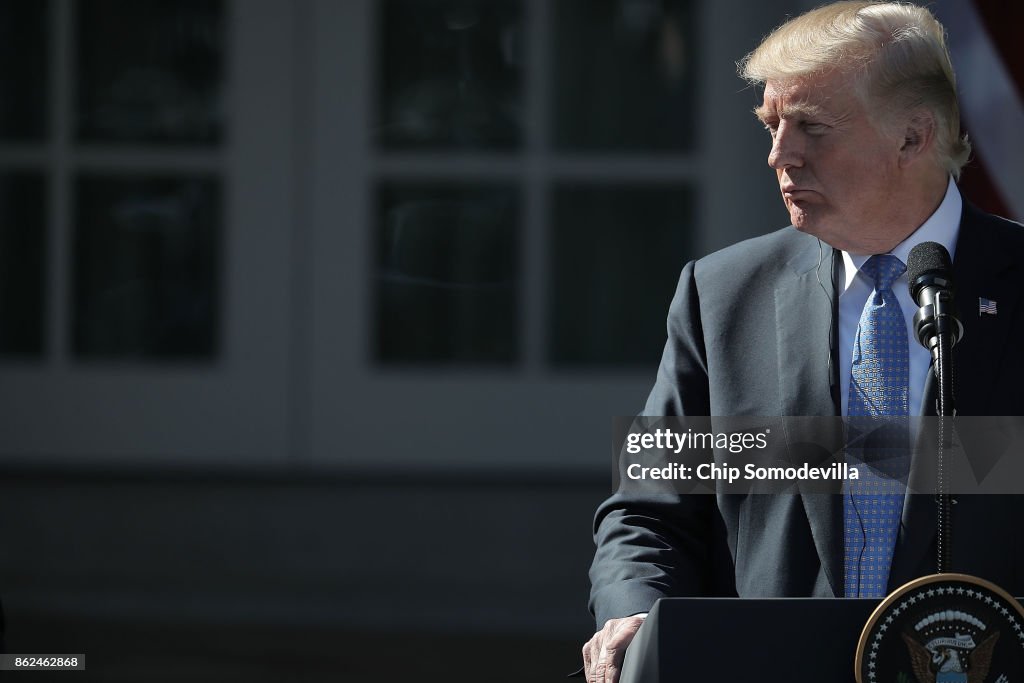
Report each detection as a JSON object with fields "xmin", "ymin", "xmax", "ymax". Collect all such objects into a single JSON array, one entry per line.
[
  {"xmin": 692, "ymin": 225, "xmax": 815, "ymax": 285},
  {"xmin": 960, "ymin": 203, "xmax": 1024, "ymax": 263},
  {"xmin": 968, "ymin": 204, "xmax": 1024, "ymax": 240}
]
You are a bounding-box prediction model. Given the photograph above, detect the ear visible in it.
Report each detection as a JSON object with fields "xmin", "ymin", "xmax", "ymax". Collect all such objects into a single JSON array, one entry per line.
[{"xmin": 898, "ymin": 111, "xmax": 936, "ymax": 168}]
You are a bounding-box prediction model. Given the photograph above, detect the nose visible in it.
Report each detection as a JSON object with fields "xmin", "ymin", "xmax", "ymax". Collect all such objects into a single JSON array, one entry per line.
[{"xmin": 767, "ymin": 121, "xmax": 804, "ymax": 170}]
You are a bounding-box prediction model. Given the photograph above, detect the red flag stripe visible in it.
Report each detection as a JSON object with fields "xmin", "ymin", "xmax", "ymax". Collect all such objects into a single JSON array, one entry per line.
[
  {"xmin": 971, "ymin": 0, "xmax": 1024, "ymax": 102},
  {"xmin": 933, "ymin": 0, "xmax": 1024, "ymax": 221}
]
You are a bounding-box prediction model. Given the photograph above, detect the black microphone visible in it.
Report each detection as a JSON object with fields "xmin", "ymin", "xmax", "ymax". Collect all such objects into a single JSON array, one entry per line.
[
  {"xmin": 907, "ymin": 241, "xmax": 961, "ymax": 574},
  {"xmin": 907, "ymin": 241, "xmax": 963, "ymax": 354}
]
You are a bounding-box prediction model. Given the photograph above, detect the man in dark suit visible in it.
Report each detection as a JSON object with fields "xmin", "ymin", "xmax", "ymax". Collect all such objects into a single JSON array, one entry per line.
[{"xmin": 582, "ymin": 2, "xmax": 1024, "ymax": 682}]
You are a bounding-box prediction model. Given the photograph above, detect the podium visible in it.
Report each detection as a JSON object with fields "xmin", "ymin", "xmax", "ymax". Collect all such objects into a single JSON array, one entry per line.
[{"xmin": 620, "ymin": 597, "xmax": 879, "ymax": 682}]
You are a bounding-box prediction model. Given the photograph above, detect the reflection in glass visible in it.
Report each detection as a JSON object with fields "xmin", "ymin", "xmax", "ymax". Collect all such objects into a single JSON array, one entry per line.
[
  {"xmin": 73, "ymin": 175, "xmax": 220, "ymax": 359},
  {"xmin": 553, "ymin": 0, "xmax": 695, "ymax": 151},
  {"xmin": 76, "ymin": 0, "xmax": 224, "ymax": 144},
  {"xmin": 548, "ymin": 185, "xmax": 692, "ymax": 366},
  {"xmin": 376, "ymin": 184, "xmax": 519, "ymax": 364},
  {"xmin": 0, "ymin": 0, "xmax": 49, "ymax": 141},
  {"xmin": 376, "ymin": 0, "xmax": 524, "ymax": 150},
  {"xmin": 0, "ymin": 173, "xmax": 46, "ymax": 356}
]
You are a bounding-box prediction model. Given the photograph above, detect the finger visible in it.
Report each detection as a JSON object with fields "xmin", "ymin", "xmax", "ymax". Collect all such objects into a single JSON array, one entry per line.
[
  {"xmin": 600, "ymin": 618, "xmax": 644, "ymax": 683},
  {"xmin": 595, "ymin": 641, "xmax": 613, "ymax": 683},
  {"xmin": 594, "ymin": 621, "xmax": 618, "ymax": 683},
  {"xmin": 593, "ymin": 634, "xmax": 614, "ymax": 683},
  {"xmin": 581, "ymin": 638, "xmax": 594, "ymax": 682},
  {"xmin": 586, "ymin": 631, "xmax": 605, "ymax": 683},
  {"xmin": 603, "ymin": 641, "xmax": 625, "ymax": 683}
]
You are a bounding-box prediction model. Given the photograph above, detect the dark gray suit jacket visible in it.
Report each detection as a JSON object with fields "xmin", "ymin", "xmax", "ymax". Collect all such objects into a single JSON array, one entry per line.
[{"xmin": 589, "ymin": 203, "xmax": 1024, "ymax": 627}]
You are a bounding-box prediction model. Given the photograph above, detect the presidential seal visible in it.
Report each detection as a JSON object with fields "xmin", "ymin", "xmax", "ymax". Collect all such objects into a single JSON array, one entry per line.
[{"xmin": 856, "ymin": 574, "xmax": 1024, "ymax": 683}]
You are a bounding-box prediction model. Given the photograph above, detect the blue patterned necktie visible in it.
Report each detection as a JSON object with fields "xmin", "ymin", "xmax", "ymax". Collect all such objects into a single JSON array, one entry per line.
[{"xmin": 844, "ymin": 254, "xmax": 909, "ymax": 598}]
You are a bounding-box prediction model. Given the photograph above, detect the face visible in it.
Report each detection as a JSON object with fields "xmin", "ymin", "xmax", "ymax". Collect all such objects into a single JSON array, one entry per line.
[{"xmin": 757, "ymin": 71, "xmax": 904, "ymax": 254}]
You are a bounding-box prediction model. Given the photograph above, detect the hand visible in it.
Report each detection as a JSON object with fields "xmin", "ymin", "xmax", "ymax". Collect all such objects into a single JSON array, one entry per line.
[{"xmin": 581, "ymin": 615, "xmax": 645, "ymax": 683}]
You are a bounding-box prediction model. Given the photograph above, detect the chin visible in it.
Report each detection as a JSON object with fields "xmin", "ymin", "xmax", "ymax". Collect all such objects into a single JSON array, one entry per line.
[
  {"xmin": 791, "ymin": 216, "xmax": 828, "ymax": 244},
  {"xmin": 790, "ymin": 211, "xmax": 812, "ymax": 232}
]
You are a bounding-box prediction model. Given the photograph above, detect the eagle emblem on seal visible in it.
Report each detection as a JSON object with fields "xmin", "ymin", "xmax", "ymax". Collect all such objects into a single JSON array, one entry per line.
[{"xmin": 902, "ymin": 627, "xmax": 999, "ymax": 683}]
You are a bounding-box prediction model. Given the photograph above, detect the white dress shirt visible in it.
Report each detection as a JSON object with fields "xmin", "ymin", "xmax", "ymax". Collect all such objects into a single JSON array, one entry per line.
[{"xmin": 838, "ymin": 177, "xmax": 962, "ymax": 417}]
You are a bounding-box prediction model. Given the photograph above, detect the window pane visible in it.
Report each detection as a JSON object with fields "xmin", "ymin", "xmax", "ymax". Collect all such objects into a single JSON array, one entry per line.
[
  {"xmin": 375, "ymin": 184, "xmax": 520, "ymax": 364},
  {"xmin": 548, "ymin": 185, "xmax": 693, "ymax": 366},
  {"xmin": 76, "ymin": 0, "xmax": 225, "ymax": 144},
  {"xmin": 552, "ymin": 0, "xmax": 696, "ymax": 152},
  {"xmin": 0, "ymin": 173, "xmax": 46, "ymax": 356},
  {"xmin": 72, "ymin": 175, "xmax": 221, "ymax": 359},
  {"xmin": 0, "ymin": 0, "xmax": 49, "ymax": 141},
  {"xmin": 376, "ymin": 0, "xmax": 524, "ymax": 150}
]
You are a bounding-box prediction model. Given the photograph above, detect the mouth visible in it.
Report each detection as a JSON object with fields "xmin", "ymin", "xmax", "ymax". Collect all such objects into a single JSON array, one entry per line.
[{"xmin": 781, "ymin": 186, "xmax": 815, "ymax": 201}]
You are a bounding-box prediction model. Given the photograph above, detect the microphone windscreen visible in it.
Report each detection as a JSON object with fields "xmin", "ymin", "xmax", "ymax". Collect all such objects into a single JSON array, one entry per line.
[{"xmin": 907, "ymin": 241, "xmax": 953, "ymax": 299}]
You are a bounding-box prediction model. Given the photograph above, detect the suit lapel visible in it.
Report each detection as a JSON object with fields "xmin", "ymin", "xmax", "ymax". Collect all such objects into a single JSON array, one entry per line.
[
  {"xmin": 890, "ymin": 202, "xmax": 1020, "ymax": 588},
  {"xmin": 775, "ymin": 238, "xmax": 844, "ymax": 597},
  {"xmin": 775, "ymin": 240, "xmax": 839, "ymax": 418}
]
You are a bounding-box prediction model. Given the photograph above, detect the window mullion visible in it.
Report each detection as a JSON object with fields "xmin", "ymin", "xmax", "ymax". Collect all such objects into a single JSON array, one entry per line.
[
  {"xmin": 49, "ymin": 0, "xmax": 74, "ymax": 366},
  {"xmin": 522, "ymin": 0, "xmax": 549, "ymax": 374}
]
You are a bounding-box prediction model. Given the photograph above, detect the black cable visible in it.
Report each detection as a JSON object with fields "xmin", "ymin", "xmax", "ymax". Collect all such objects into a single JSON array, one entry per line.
[
  {"xmin": 818, "ymin": 240, "xmax": 870, "ymax": 594},
  {"xmin": 936, "ymin": 318, "xmax": 954, "ymax": 573},
  {"xmin": 814, "ymin": 240, "xmax": 837, "ymax": 396}
]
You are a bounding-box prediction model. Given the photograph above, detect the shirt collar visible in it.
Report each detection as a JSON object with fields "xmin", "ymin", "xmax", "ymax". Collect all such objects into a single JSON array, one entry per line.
[{"xmin": 840, "ymin": 176, "xmax": 962, "ymax": 293}]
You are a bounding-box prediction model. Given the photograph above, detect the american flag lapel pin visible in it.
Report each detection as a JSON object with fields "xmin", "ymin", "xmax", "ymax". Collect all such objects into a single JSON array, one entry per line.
[{"xmin": 979, "ymin": 297, "xmax": 998, "ymax": 316}]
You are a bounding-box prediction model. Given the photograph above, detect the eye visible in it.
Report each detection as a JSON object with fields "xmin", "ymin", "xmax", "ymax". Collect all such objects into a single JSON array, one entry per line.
[
  {"xmin": 802, "ymin": 122, "xmax": 828, "ymax": 135},
  {"xmin": 763, "ymin": 122, "xmax": 779, "ymax": 137}
]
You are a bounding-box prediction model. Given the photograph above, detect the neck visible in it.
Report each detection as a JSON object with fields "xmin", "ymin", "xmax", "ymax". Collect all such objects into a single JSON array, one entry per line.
[{"xmin": 858, "ymin": 172, "xmax": 949, "ymax": 255}]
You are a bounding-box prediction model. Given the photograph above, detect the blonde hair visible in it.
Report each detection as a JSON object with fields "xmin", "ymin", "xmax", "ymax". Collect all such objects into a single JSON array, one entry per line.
[{"xmin": 738, "ymin": 1, "xmax": 970, "ymax": 178}]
